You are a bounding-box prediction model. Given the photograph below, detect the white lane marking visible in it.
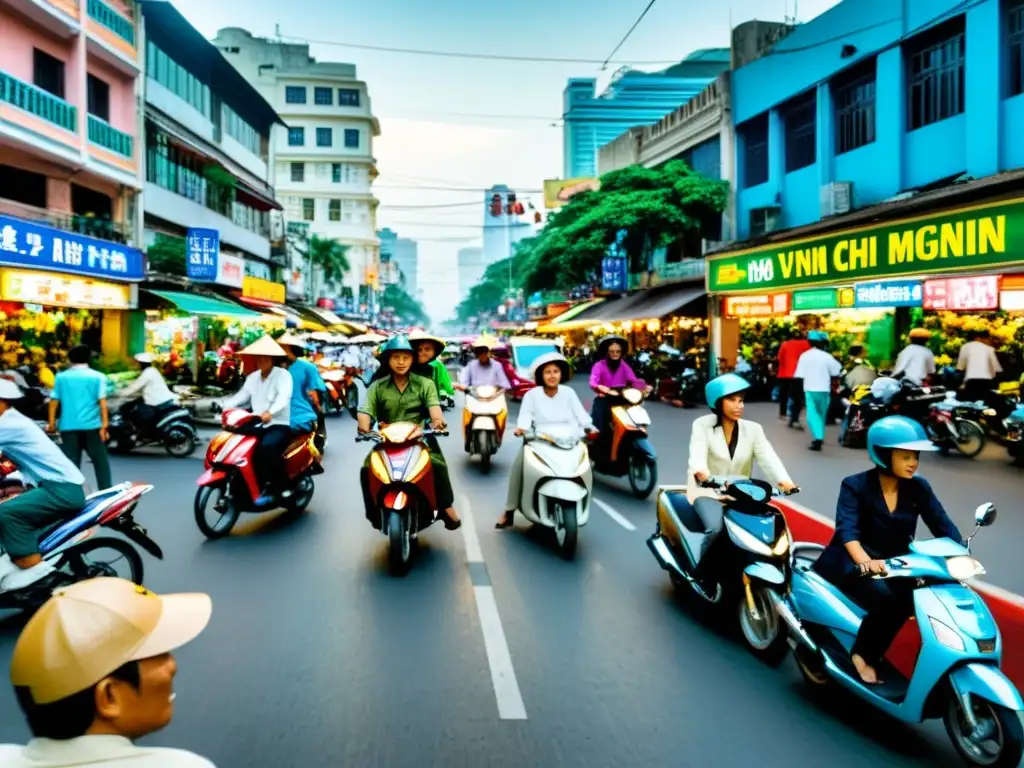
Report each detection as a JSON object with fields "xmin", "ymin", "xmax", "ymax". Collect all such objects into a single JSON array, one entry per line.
[
  {"xmin": 459, "ymin": 496, "xmax": 527, "ymax": 720},
  {"xmin": 592, "ymin": 497, "xmax": 637, "ymax": 531}
]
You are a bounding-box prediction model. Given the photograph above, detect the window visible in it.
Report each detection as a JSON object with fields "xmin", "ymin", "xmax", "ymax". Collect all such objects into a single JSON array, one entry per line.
[
  {"xmin": 302, "ymin": 198, "xmax": 315, "ymax": 221},
  {"xmin": 834, "ymin": 64, "xmax": 876, "ymax": 154},
  {"xmin": 338, "ymin": 88, "xmax": 360, "ymax": 106},
  {"xmin": 316, "ymin": 127, "xmax": 333, "ymax": 147},
  {"xmin": 314, "ymin": 87, "xmax": 333, "ymax": 105},
  {"xmin": 329, "ymin": 199, "xmax": 341, "ymax": 221},
  {"xmin": 288, "ymin": 127, "xmax": 305, "ymax": 146},
  {"xmin": 285, "ymin": 86, "xmax": 307, "ymax": 104},
  {"xmin": 783, "ymin": 92, "xmax": 816, "ymax": 172},
  {"xmin": 33, "ymin": 49, "xmax": 65, "ymax": 99},
  {"xmin": 146, "ymin": 41, "xmax": 210, "ymax": 117},
  {"xmin": 344, "ymin": 129, "xmax": 360, "ymax": 149},
  {"xmin": 740, "ymin": 114, "xmax": 769, "ymax": 188},
  {"xmin": 1009, "ymin": 1, "xmax": 1024, "ymax": 97},
  {"xmin": 87, "ymin": 74, "xmax": 110, "ymax": 121},
  {"xmin": 907, "ymin": 19, "xmax": 965, "ymax": 130},
  {"xmin": 332, "ymin": 163, "xmax": 342, "ymax": 183},
  {"xmin": 223, "ymin": 104, "xmax": 261, "ymax": 155},
  {"xmin": 291, "ymin": 162, "xmax": 305, "ymax": 182}
]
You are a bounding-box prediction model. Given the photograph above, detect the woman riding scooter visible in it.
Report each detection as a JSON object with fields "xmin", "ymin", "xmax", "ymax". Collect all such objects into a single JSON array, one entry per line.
[
  {"xmin": 684, "ymin": 374, "xmax": 797, "ymax": 568},
  {"xmin": 814, "ymin": 415, "xmax": 964, "ymax": 685},
  {"xmin": 588, "ymin": 335, "xmax": 650, "ymax": 457},
  {"xmin": 496, "ymin": 352, "xmax": 596, "ymax": 529}
]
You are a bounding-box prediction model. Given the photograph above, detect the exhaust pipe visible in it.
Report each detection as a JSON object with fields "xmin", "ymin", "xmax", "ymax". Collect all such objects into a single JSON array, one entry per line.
[
  {"xmin": 647, "ymin": 535, "xmax": 685, "ymax": 578},
  {"xmin": 765, "ymin": 589, "xmax": 817, "ymax": 652}
]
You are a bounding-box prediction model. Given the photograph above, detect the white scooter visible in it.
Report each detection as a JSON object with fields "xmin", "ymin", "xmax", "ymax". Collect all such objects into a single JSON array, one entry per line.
[{"xmin": 511, "ymin": 430, "xmax": 594, "ymax": 559}]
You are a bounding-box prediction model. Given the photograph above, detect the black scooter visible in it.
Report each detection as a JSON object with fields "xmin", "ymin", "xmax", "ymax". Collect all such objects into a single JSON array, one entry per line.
[{"xmin": 109, "ymin": 399, "xmax": 198, "ymax": 458}]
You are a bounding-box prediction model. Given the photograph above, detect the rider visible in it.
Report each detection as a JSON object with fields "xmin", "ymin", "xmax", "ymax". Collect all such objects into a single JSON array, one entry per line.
[
  {"xmin": 277, "ymin": 333, "xmax": 327, "ymax": 465},
  {"xmin": 357, "ymin": 336, "xmax": 461, "ymax": 530},
  {"xmin": 497, "ymin": 352, "xmax": 596, "ymax": 529},
  {"xmin": 410, "ymin": 330, "xmax": 454, "ymax": 401},
  {"xmin": 219, "ymin": 336, "xmax": 294, "ymax": 503},
  {"xmin": 115, "ymin": 353, "xmax": 177, "ymax": 426},
  {"xmin": 455, "ymin": 336, "xmax": 511, "ymax": 392},
  {"xmin": 588, "ymin": 335, "xmax": 650, "ymax": 456},
  {"xmin": 814, "ymin": 415, "xmax": 963, "ymax": 685},
  {"xmin": 685, "ymin": 374, "xmax": 796, "ymax": 565},
  {"xmin": 0, "ymin": 379, "xmax": 87, "ymax": 594}
]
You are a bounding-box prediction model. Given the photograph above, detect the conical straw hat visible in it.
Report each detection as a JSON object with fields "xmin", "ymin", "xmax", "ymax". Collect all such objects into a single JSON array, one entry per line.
[
  {"xmin": 276, "ymin": 332, "xmax": 307, "ymax": 348},
  {"xmin": 238, "ymin": 335, "xmax": 287, "ymax": 357}
]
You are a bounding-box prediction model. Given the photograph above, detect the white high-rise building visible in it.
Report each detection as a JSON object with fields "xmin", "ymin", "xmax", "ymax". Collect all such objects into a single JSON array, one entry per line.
[
  {"xmin": 457, "ymin": 247, "xmax": 485, "ymax": 302},
  {"xmin": 211, "ymin": 28, "xmax": 380, "ymax": 305}
]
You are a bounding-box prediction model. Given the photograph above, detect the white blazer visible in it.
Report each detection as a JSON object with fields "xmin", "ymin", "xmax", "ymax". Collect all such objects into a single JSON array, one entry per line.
[{"xmin": 686, "ymin": 414, "xmax": 792, "ymax": 500}]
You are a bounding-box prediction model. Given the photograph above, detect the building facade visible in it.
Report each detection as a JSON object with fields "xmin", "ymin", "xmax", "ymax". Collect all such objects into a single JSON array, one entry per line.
[
  {"xmin": 1, "ymin": 0, "xmax": 145, "ymax": 360},
  {"xmin": 562, "ymin": 49, "xmax": 730, "ymax": 178},
  {"xmin": 139, "ymin": 2, "xmax": 283, "ymax": 286},
  {"xmin": 377, "ymin": 227, "xmax": 419, "ymax": 297},
  {"xmin": 457, "ymin": 246, "xmax": 485, "ymax": 303},
  {"xmin": 211, "ymin": 28, "xmax": 381, "ymax": 306}
]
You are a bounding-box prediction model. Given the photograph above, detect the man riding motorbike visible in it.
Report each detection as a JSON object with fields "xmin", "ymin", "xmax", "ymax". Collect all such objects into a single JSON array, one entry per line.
[
  {"xmin": 588, "ymin": 335, "xmax": 651, "ymax": 455},
  {"xmin": 0, "ymin": 379, "xmax": 86, "ymax": 594},
  {"xmin": 813, "ymin": 415, "xmax": 963, "ymax": 685},
  {"xmin": 410, "ymin": 331, "xmax": 454, "ymax": 401},
  {"xmin": 278, "ymin": 333, "xmax": 327, "ymax": 466},
  {"xmin": 455, "ymin": 336, "xmax": 511, "ymax": 392},
  {"xmin": 684, "ymin": 374, "xmax": 797, "ymax": 567},
  {"xmin": 218, "ymin": 336, "xmax": 294, "ymax": 505},
  {"xmin": 357, "ymin": 336, "xmax": 461, "ymax": 530},
  {"xmin": 114, "ymin": 353, "xmax": 177, "ymax": 427}
]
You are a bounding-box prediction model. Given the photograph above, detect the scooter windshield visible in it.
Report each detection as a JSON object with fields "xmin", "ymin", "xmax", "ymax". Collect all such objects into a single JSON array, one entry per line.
[{"xmin": 731, "ymin": 481, "xmax": 769, "ymax": 503}]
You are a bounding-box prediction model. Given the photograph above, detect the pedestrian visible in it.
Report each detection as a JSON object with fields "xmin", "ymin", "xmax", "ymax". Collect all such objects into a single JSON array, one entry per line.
[
  {"xmin": 47, "ymin": 345, "xmax": 112, "ymax": 491},
  {"xmin": 957, "ymin": 329, "xmax": 1002, "ymax": 403},
  {"xmin": 892, "ymin": 327, "xmax": 935, "ymax": 385},
  {"xmin": 844, "ymin": 344, "xmax": 877, "ymax": 389},
  {"xmin": 776, "ymin": 329, "xmax": 810, "ymax": 429},
  {"xmin": 795, "ymin": 330, "xmax": 842, "ymax": 451},
  {"xmin": 1, "ymin": 577, "xmax": 216, "ymax": 767}
]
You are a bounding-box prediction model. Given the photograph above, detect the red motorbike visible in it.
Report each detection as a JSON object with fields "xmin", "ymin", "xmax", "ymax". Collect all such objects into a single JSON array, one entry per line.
[
  {"xmin": 194, "ymin": 408, "xmax": 320, "ymax": 539},
  {"xmin": 321, "ymin": 366, "xmax": 360, "ymax": 418}
]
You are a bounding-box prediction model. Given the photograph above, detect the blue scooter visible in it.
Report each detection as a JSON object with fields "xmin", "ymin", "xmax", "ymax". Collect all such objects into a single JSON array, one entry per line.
[{"xmin": 745, "ymin": 503, "xmax": 1023, "ymax": 767}]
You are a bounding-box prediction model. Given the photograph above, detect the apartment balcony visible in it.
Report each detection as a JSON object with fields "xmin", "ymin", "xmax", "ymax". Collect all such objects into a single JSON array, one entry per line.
[
  {"xmin": 87, "ymin": 114, "xmax": 132, "ymax": 158},
  {"xmin": 85, "ymin": 114, "xmax": 137, "ymax": 186},
  {"xmin": 85, "ymin": 0, "xmax": 138, "ymax": 74},
  {"xmin": 0, "ymin": 197, "xmax": 133, "ymax": 245},
  {"xmin": 0, "ymin": 69, "xmax": 81, "ymax": 164},
  {"xmin": 4, "ymin": 0, "xmax": 81, "ymax": 36}
]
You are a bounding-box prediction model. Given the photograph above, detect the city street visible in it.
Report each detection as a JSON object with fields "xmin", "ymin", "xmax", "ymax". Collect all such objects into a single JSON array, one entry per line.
[{"xmin": 0, "ymin": 387, "xmax": 1016, "ymax": 767}]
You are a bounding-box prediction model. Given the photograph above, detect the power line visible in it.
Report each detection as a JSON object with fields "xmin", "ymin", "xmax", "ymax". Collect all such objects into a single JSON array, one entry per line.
[
  {"xmin": 600, "ymin": 0, "xmax": 660, "ymax": 71},
  {"xmin": 383, "ymin": 220, "xmax": 535, "ymax": 229},
  {"xmin": 381, "ymin": 111, "xmax": 560, "ymax": 122},
  {"xmin": 379, "ymin": 200, "xmax": 482, "ymax": 210},
  {"xmin": 375, "ymin": 184, "xmax": 544, "ymax": 193}
]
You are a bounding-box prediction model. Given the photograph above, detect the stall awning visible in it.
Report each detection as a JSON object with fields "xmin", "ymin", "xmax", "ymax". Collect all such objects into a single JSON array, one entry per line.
[
  {"xmin": 534, "ymin": 298, "xmax": 605, "ymax": 333},
  {"xmin": 594, "ymin": 282, "xmax": 706, "ymax": 323},
  {"xmin": 236, "ymin": 296, "xmax": 320, "ymax": 329},
  {"xmin": 144, "ymin": 290, "xmax": 264, "ymax": 320}
]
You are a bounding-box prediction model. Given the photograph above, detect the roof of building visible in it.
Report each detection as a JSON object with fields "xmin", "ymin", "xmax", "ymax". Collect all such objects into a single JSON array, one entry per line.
[{"xmin": 139, "ymin": 1, "xmax": 285, "ymax": 131}]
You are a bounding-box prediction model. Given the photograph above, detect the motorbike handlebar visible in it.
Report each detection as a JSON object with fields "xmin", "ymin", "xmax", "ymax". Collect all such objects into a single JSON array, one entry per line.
[
  {"xmin": 698, "ymin": 477, "xmax": 800, "ymax": 497},
  {"xmin": 356, "ymin": 428, "xmax": 449, "ymax": 443}
]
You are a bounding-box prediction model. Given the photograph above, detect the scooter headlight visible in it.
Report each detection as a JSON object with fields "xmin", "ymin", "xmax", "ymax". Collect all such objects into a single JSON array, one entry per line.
[
  {"xmin": 946, "ymin": 556, "xmax": 986, "ymax": 581},
  {"xmin": 772, "ymin": 530, "xmax": 790, "ymax": 556},
  {"xmin": 724, "ymin": 517, "xmax": 773, "ymax": 557},
  {"xmin": 929, "ymin": 617, "xmax": 966, "ymax": 651},
  {"xmin": 983, "ymin": 408, "xmax": 997, "ymax": 417},
  {"xmin": 623, "ymin": 389, "xmax": 643, "ymax": 405}
]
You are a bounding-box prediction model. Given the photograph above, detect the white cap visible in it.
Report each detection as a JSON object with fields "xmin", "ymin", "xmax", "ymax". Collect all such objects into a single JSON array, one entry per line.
[
  {"xmin": 134, "ymin": 353, "xmax": 155, "ymax": 364},
  {"xmin": 0, "ymin": 378, "xmax": 24, "ymax": 400}
]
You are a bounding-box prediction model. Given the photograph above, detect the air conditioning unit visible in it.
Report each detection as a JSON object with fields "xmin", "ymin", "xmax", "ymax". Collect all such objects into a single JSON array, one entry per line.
[
  {"xmin": 750, "ymin": 206, "xmax": 781, "ymax": 237},
  {"xmin": 820, "ymin": 181, "xmax": 853, "ymax": 218}
]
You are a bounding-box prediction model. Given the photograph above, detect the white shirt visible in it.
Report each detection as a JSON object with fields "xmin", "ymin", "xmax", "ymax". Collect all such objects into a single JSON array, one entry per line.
[
  {"xmin": 516, "ymin": 385, "xmax": 593, "ymax": 438},
  {"xmin": 0, "ymin": 736, "xmax": 215, "ymax": 767},
  {"xmin": 957, "ymin": 340, "xmax": 1002, "ymax": 382},
  {"xmin": 222, "ymin": 367, "xmax": 292, "ymax": 428},
  {"xmin": 118, "ymin": 366, "xmax": 176, "ymax": 406},
  {"xmin": 339, "ymin": 347, "xmax": 362, "ymax": 368},
  {"xmin": 686, "ymin": 413, "xmax": 791, "ymax": 500},
  {"xmin": 0, "ymin": 408, "xmax": 85, "ymax": 486},
  {"xmin": 893, "ymin": 343, "xmax": 936, "ymax": 385},
  {"xmin": 794, "ymin": 348, "xmax": 842, "ymax": 392}
]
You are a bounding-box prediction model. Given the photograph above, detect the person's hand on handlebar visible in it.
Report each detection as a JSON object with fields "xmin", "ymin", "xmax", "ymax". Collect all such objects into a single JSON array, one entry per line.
[
  {"xmin": 858, "ymin": 559, "xmax": 888, "ymax": 576},
  {"xmin": 430, "ymin": 418, "xmax": 447, "ymax": 432},
  {"xmin": 777, "ymin": 480, "xmax": 798, "ymax": 494},
  {"xmin": 693, "ymin": 471, "xmax": 710, "ymax": 484},
  {"xmin": 514, "ymin": 427, "xmax": 526, "ymax": 437}
]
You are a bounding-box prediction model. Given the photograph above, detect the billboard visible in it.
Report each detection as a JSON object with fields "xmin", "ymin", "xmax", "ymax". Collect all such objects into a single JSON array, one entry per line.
[{"xmin": 543, "ymin": 177, "xmax": 600, "ymax": 209}]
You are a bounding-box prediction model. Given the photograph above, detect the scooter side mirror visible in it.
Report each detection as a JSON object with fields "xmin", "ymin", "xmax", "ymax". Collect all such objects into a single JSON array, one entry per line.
[{"xmin": 974, "ymin": 503, "xmax": 997, "ymax": 528}]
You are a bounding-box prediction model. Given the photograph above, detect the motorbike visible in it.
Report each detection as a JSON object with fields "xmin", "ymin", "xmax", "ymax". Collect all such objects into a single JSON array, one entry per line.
[
  {"xmin": 1004, "ymin": 402, "xmax": 1024, "ymax": 465},
  {"xmin": 356, "ymin": 422, "xmax": 449, "ymax": 576},
  {"xmin": 589, "ymin": 387, "xmax": 658, "ymax": 499},
  {"xmin": 751, "ymin": 503, "xmax": 1024, "ymax": 768},
  {"xmin": 0, "ymin": 453, "xmax": 159, "ymax": 609},
  {"xmin": 440, "ymin": 392, "xmax": 455, "ymax": 411},
  {"xmin": 512, "ymin": 430, "xmax": 596, "ymax": 560},
  {"xmin": 108, "ymin": 398, "xmax": 198, "ymax": 458},
  {"xmin": 928, "ymin": 398, "xmax": 987, "ymax": 458},
  {"xmin": 462, "ymin": 385, "xmax": 507, "ymax": 473},
  {"xmin": 647, "ymin": 476, "xmax": 799, "ymax": 664},
  {"xmin": 321, "ymin": 366, "xmax": 359, "ymax": 418},
  {"xmin": 194, "ymin": 408, "xmax": 319, "ymax": 539}
]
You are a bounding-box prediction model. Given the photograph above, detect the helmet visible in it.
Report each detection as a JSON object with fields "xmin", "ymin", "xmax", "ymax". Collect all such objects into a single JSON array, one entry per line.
[
  {"xmin": 807, "ymin": 330, "xmax": 829, "ymax": 343},
  {"xmin": 866, "ymin": 415, "xmax": 937, "ymax": 469},
  {"xmin": 908, "ymin": 327, "xmax": 931, "ymax": 340},
  {"xmin": 0, "ymin": 379, "xmax": 24, "ymax": 401},
  {"xmin": 704, "ymin": 373, "xmax": 751, "ymax": 411},
  {"xmin": 596, "ymin": 335, "xmax": 628, "ymax": 360},
  {"xmin": 409, "ymin": 330, "xmax": 445, "ymax": 359},
  {"xmin": 869, "ymin": 377, "xmax": 901, "ymax": 404},
  {"xmin": 530, "ymin": 352, "xmax": 572, "ymax": 385},
  {"xmin": 378, "ymin": 335, "xmax": 414, "ymax": 367}
]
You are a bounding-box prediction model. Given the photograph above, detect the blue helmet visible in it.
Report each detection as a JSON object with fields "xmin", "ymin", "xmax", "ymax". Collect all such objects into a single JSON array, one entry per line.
[
  {"xmin": 807, "ymin": 330, "xmax": 829, "ymax": 343},
  {"xmin": 866, "ymin": 415, "xmax": 937, "ymax": 469},
  {"xmin": 704, "ymin": 373, "xmax": 750, "ymax": 411}
]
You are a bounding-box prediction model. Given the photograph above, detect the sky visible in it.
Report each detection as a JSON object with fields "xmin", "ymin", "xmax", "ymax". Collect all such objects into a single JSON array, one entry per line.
[{"xmin": 169, "ymin": 0, "xmax": 842, "ymax": 324}]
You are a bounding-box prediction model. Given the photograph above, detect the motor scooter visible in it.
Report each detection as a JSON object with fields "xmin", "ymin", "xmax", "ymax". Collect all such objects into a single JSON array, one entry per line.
[
  {"xmin": 512, "ymin": 430, "xmax": 596, "ymax": 560},
  {"xmin": 1003, "ymin": 402, "xmax": 1024, "ymax": 465},
  {"xmin": 321, "ymin": 367, "xmax": 359, "ymax": 418},
  {"xmin": 462, "ymin": 385, "xmax": 507, "ymax": 473},
  {"xmin": 589, "ymin": 387, "xmax": 658, "ymax": 499},
  {"xmin": 647, "ymin": 476, "xmax": 798, "ymax": 663},
  {"xmin": 108, "ymin": 398, "xmax": 198, "ymax": 457},
  {"xmin": 194, "ymin": 408, "xmax": 319, "ymax": 539},
  {"xmin": 748, "ymin": 503, "xmax": 1023, "ymax": 767},
  {"xmin": 0, "ymin": 453, "xmax": 159, "ymax": 609},
  {"xmin": 357, "ymin": 422, "xmax": 449, "ymax": 576}
]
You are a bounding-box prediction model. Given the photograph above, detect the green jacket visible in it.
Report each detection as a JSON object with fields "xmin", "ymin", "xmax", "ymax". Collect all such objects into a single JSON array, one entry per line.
[{"xmin": 429, "ymin": 359, "xmax": 454, "ymax": 396}]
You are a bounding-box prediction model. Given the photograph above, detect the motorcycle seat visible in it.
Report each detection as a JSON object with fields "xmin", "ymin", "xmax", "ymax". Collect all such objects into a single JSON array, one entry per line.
[
  {"xmin": 285, "ymin": 433, "xmax": 313, "ymax": 454},
  {"xmin": 37, "ymin": 487, "xmax": 126, "ymax": 552}
]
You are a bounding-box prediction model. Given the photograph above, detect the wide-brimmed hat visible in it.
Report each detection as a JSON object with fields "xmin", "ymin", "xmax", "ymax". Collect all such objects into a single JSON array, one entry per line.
[
  {"xmin": 10, "ymin": 577, "xmax": 212, "ymax": 705},
  {"xmin": 237, "ymin": 336, "xmax": 287, "ymax": 357},
  {"xmin": 276, "ymin": 332, "xmax": 308, "ymax": 350},
  {"xmin": 409, "ymin": 330, "xmax": 445, "ymax": 358},
  {"xmin": 531, "ymin": 352, "xmax": 572, "ymax": 385},
  {"xmin": 596, "ymin": 335, "xmax": 628, "ymax": 359},
  {"xmin": 471, "ymin": 335, "xmax": 498, "ymax": 351}
]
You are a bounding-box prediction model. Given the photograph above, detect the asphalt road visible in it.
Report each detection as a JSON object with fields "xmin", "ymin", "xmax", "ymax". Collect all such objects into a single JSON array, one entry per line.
[{"xmin": 0, "ymin": 386, "xmax": 1015, "ymax": 767}]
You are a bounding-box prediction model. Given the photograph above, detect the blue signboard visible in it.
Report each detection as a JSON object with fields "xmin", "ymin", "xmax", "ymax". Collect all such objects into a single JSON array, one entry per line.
[
  {"xmin": 0, "ymin": 215, "xmax": 144, "ymax": 282},
  {"xmin": 186, "ymin": 228, "xmax": 219, "ymax": 282},
  {"xmin": 601, "ymin": 257, "xmax": 627, "ymax": 292},
  {"xmin": 854, "ymin": 280, "xmax": 924, "ymax": 308}
]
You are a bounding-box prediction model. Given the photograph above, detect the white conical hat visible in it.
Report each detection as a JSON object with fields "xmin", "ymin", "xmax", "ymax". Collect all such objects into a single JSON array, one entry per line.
[
  {"xmin": 237, "ymin": 335, "xmax": 287, "ymax": 357},
  {"xmin": 276, "ymin": 332, "xmax": 307, "ymax": 348}
]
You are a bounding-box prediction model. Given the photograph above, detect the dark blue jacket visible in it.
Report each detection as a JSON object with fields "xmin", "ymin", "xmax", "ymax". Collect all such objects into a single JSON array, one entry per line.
[{"xmin": 814, "ymin": 469, "xmax": 964, "ymax": 582}]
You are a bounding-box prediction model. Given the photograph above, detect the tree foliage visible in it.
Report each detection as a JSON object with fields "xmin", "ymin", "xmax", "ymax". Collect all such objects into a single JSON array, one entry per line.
[
  {"xmin": 308, "ymin": 235, "xmax": 351, "ymax": 285},
  {"xmin": 383, "ymin": 269, "xmax": 429, "ymax": 326},
  {"xmin": 146, "ymin": 234, "xmax": 186, "ymax": 276},
  {"xmin": 453, "ymin": 255, "xmax": 525, "ymax": 322}
]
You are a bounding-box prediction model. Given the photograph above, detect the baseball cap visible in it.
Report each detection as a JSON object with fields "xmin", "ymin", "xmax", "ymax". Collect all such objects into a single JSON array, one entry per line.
[{"xmin": 10, "ymin": 577, "xmax": 212, "ymax": 705}]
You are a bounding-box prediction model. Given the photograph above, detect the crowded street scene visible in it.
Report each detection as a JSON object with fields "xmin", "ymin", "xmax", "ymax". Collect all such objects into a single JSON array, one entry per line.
[{"xmin": 4, "ymin": 0, "xmax": 1024, "ymax": 766}]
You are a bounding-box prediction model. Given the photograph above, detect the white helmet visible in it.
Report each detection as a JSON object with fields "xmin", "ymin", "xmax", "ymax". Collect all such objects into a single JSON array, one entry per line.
[{"xmin": 531, "ymin": 352, "xmax": 572, "ymax": 385}]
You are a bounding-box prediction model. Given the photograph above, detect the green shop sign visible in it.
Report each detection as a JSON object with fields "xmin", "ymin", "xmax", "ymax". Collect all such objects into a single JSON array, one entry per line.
[
  {"xmin": 707, "ymin": 198, "xmax": 1024, "ymax": 294},
  {"xmin": 793, "ymin": 288, "xmax": 840, "ymax": 311}
]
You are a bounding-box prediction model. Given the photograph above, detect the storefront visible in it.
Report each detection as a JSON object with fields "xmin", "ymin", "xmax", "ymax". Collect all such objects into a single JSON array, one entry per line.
[{"xmin": 0, "ymin": 215, "xmax": 144, "ymax": 368}]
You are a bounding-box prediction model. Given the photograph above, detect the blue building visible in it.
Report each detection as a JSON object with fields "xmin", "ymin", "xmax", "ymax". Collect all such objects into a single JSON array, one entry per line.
[
  {"xmin": 731, "ymin": 0, "xmax": 1024, "ymax": 240},
  {"xmin": 562, "ymin": 49, "xmax": 730, "ymax": 178}
]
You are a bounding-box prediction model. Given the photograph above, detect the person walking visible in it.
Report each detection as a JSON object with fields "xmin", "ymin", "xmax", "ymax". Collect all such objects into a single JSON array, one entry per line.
[
  {"xmin": 776, "ymin": 329, "xmax": 810, "ymax": 429},
  {"xmin": 892, "ymin": 327, "xmax": 935, "ymax": 385},
  {"xmin": 47, "ymin": 345, "xmax": 112, "ymax": 491},
  {"xmin": 795, "ymin": 331, "xmax": 842, "ymax": 451},
  {"xmin": 957, "ymin": 329, "xmax": 1002, "ymax": 403}
]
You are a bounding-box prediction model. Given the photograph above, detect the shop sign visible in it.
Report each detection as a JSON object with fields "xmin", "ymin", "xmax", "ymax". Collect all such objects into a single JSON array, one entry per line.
[
  {"xmin": 723, "ymin": 293, "xmax": 791, "ymax": 318},
  {"xmin": 216, "ymin": 253, "xmax": 244, "ymax": 289},
  {"xmin": 242, "ymin": 276, "xmax": 285, "ymax": 304},
  {"xmin": 185, "ymin": 228, "xmax": 219, "ymax": 282},
  {"xmin": 923, "ymin": 275, "xmax": 999, "ymax": 311},
  {"xmin": 854, "ymin": 280, "xmax": 923, "ymax": 308},
  {"xmin": 1, "ymin": 269, "xmax": 131, "ymax": 309},
  {"xmin": 0, "ymin": 215, "xmax": 144, "ymax": 282},
  {"xmin": 792, "ymin": 288, "xmax": 839, "ymax": 311},
  {"xmin": 706, "ymin": 198, "xmax": 1024, "ymax": 294},
  {"xmin": 602, "ymin": 229, "xmax": 629, "ymax": 292}
]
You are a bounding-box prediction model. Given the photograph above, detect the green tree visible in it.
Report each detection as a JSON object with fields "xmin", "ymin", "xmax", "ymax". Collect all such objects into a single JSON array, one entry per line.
[
  {"xmin": 146, "ymin": 234, "xmax": 186, "ymax": 276},
  {"xmin": 308, "ymin": 235, "xmax": 351, "ymax": 285},
  {"xmin": 453, "ymin": 255, "xmax": 525, "ymax": 322},
  {"xmin": 382, "ymin": 268, "xmax": 429, "ymax": 325}
]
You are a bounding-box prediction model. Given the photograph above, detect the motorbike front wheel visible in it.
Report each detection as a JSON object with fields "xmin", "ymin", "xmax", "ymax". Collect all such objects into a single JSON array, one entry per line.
[
  {"xmin": 628, "ymin": 453, "xmax": 658, "ymax": 499},
  {"xmin": 475, "ymin": 432, "xmax": 492, "ymax": 474},
  {"xmin": 943, "ymin": 693, "xmax": 1024, "ymax": 767},
  {"xmin": 954, "ymin": 419, "xmax": 986, "ymax": 458},
  {"xmin": 737, "ymin": 588, "xmax": 788, "ymax": 667},
  {"xmin": 554, "ymin": 501, "xmax": 578, "ymax": 561},
  {"xmin": 387, "ymin": 510, "xmax": 412, "ymax": 576},
  {"xmin": 194, "ymin": 485, "xmax": 240, "ymax": 539},
  {"xmin": 164, "ymin": 426, "xmax": 197, "ymax": 458}
]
